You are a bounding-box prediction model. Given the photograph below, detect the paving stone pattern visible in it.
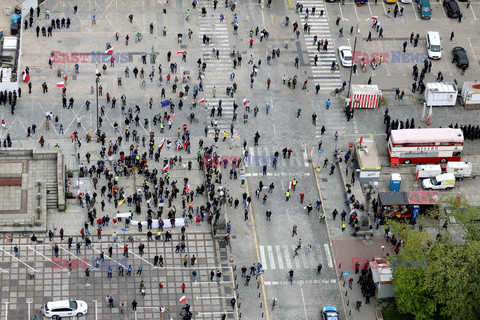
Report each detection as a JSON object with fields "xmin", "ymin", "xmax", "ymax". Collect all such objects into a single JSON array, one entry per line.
[{"xmin": 0, "ymin": 233, "xmax": 232, "ymax": 319}]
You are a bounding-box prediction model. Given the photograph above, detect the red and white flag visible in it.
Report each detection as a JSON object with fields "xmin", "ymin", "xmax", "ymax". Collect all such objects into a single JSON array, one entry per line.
[
  {"xmin": 56, "ymin": 82, "xmax": 65, "ymax": 88},
  {"xmin": 290, "ymin": 181, "xmax": 294, "ymax": 190},
  {"xmin": 177, "ymin": 51, "xmax": 184, "ymax": 54},
  {"xmin": 371, "ymin": 16, "xmax": 378, "ymax": 20},
  {"xmin": 162, "ymin": 164, "xmax": 170, "ymax": 172},
  {"xmin": 179, "ymin": 295, "xmax": 186, "ymax": 303},
  {"xmin": 22, "ymin": 73, "xmax": 30, "ymax": 83},
  {"xmin": 414, "ymin": 169, "xmax": 420, "ymax": 181},
  {"xmin": 426, "ymin": 115, "xmax": 431, "ymax": 126},
  {"xmin": 168, "ymin": 114, "xmax": 175, "ymax": 122},
  {"xmin": 199, "ymin": 98, "xmax": 206, "ymax": 103},
  {"xmin": 243, "ymin": 98, "xmax": 248, "ymax": 106},
  {"xmin": 159, "ymin": 139, "xmax": 166, "ymax": 150},
  {"xmin": 105, "ymin": 48, "xmax": 113, "ymax": 54},
  {"xmin": 176, "ymin": 144, "xmax": 181, "ymax": 151},
  {"xmin": 186, "ymin": 185, "xmax": 190, "ymax": 193}
]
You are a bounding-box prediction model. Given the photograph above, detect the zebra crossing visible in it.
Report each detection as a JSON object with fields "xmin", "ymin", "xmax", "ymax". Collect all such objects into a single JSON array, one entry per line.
[
  {"xmin": 244, "ymin": 146, "xmax": 309, "ymax": 168},
  {"xmin": 258, "ymin": 244, "xmax": 333, "ymax": 271},
  {"xmin": 198, "ymin": 0, "xmax": 236, "ymax": 134},
  {"xmin": 297, "ymin": 0, "xmax": 342, "ymax": 90}
]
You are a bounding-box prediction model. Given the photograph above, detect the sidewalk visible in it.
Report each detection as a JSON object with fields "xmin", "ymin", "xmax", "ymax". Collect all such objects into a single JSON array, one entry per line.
[{"xmin": 312, "ymin": 145, "xmax": 392, "ymax": 320}]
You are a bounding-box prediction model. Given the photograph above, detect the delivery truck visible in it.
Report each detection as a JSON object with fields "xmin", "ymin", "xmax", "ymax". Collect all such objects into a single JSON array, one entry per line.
[{"xmin": 424, "ymin": 82, "xmax": 458, "ymax": 107}]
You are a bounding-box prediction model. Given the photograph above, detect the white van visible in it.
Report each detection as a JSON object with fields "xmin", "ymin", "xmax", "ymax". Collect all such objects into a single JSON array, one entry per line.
[
  {"xmin": 422, "ymin": 173, "xmax": 455, "ymax": 190},
  {"xmin": 426, "ymin": 31, "xmax": 442, "ymax": 59},
  {"xmin": 43, "ymin": 300, "xmax": 88, "ymax": 318}
]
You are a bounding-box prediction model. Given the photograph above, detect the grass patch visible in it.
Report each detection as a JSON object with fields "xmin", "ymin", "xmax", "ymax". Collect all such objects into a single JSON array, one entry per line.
[{"xmin": 380, "ymin": 298, "xmax": 412, "ymax": 320}]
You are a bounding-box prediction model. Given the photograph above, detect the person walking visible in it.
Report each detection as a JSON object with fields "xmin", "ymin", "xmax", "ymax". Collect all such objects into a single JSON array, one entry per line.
[
  {"xmin": 292, "ymin": 225, "xmax": 297, "ymax": 236},
  {"xmin": 288, "ymin": 269, "xmax": 294, "ymax": 284},
  {"xmin": 317, "ymin": 263, "xmax": 323, "ymax": 275},
  {"xmin": 132, "ymin": 299, "xmax": 137, "ymax": 311}
]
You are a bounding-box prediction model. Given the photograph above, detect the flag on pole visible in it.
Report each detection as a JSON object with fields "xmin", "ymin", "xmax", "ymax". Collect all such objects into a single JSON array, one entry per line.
[
  {"xmin": 371, "ymin": 16, "xmax": 378, "ymax": 20},
  {"xmin": 289, "ymin": 181, "xmax": 294, "ymax": 190},
  {"xmin": 22, "ymin": 73, "xmax": 30, "ymax": 83},
  {"xmin": 414, "ymin": 168, "xmax": 420, "ymax": 181},
  {"xmin": 168, "ymin": 114, "xmax": 175, "ymax": 122},
  {"xmin": 162, "ymin": 164, "xmax": 170, "ymax": 172},
  {"xmin": 243, "ymin": 98, "xmax": 248, "ymax": 106},
  {"xmin": 161, "ymin": 100, "xmax": 170, "ymax": 107},
  {"xmin": 56, "ymin": 82, "xmax": 65, "ymax": 88},
  {"xmin": 179, "ymin": 295, "xmax": 187, "ymax": 303},
  {"xmin": 186, "ymin": 185, "xmax": 190, "ymax": 193},
  {"xmin": 159, "ymin": 139, "xmax": 166, "ymax": 150},
  {"xmin": 105, "ymin": 48, "xmax": 113, "ymax": 55},
  {"xmin": 199, "ymin": 98, "xmax": 206, "ymax": 103},
  {"xmin": 176, "ymin": 144, "xmax": 181, "ymax": 151},
  {"xmin": 177, "ymin": 51, "xmax": 184, "ymax": 54}
]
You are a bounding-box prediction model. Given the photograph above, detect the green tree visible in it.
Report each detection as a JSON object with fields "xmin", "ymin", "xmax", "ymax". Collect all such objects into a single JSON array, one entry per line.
[{"xmin": 387, "ymin": 199, "xmax": 480, "ymax": 320}]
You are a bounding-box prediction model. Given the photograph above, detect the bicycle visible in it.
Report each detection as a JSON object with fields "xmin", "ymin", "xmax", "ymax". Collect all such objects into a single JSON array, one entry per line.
[
  {"xmin": 271, "ymin": 298, "xmax": 277, "ymax": 310},
  {"xmin": 330, "ymin": 87, "xmax": 344, "ymax": 97}
]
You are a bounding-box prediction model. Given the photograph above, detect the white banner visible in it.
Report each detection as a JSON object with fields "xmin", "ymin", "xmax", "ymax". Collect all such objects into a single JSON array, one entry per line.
[{"xmin": 130, "ymin": 218, "xmax": 186, "ymax": 228}]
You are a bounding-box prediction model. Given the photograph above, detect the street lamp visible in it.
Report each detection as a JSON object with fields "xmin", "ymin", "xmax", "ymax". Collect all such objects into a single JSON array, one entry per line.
[
  {"xmin": 346, "ymin": 18, "xmax": 375, "ymax": 103},
  {"xmin": 95, "ymin": 65, "xmax": 101, "ymax": 142}
]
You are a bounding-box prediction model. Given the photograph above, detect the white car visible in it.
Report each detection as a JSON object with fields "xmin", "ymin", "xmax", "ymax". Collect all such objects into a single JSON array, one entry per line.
[
  {"xmin": 43, "ymin": 300, "xmax": 88, "ymax": 318},
  {"xmin": 400, "ymin": 0, "xmax": 412, "ymax": 3},
  {"xmin": 338, "ymin": 46, "xmax": 353, "ymax": 67}
]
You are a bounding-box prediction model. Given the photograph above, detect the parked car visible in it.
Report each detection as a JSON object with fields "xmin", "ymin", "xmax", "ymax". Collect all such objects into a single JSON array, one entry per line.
[
  {"xmin": 322, "ymin": 306, "xmax": 339, "ymax": 320},
  {"xmin": 43, "ymin": 300, "xmax": 88, "ymax": 318},
  {"xmin": 426, "ymin": 31, "xmax": 442, "ymax": 60},
  {"xmin": 400, "ymin": 0, "xmax": 412, "ymax": 3},
  {"xmin": 338, "ymin": 46, "xmax": 353, "ymax": 67},
  {"xmin": 452, "ymin": 47, "xmax": 469, "ymax": 69},
  {"xmin": 325, "ymin": 0, "xmax": 337, "ymax": 2},
  {"xmin": 418, "ymin": 0, "xmax": 432, "ymax": 19},
  {"xmin": 385, "ymin": 0, "xmax": 397, "ymax": 3},
  {"xmin": 443, "ymin": 0, "xmax": 461, "ymax": 18}
]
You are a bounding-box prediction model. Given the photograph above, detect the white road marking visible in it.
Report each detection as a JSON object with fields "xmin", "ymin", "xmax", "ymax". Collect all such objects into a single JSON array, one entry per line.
[
  {"xmin": 300, "ymin": 285, "xmax": 309, "ymax": 320},
  {"xmin": 267, "ymin": 245, "xmax": 276, "ymax": 270},
  {"xmin": 324, "ymin": 244, "xmax": 334, "ymax": 268},
  {"xmin": 275, "ymin": 245, "xmax": 284, "ymax": 269},
  {"xmin": 259, "ymin": 245, "xmax": 268, "ymax": 270},
  {"xmin": 283, "ymin": 245, "xmax": 292, "ymax": 269}
]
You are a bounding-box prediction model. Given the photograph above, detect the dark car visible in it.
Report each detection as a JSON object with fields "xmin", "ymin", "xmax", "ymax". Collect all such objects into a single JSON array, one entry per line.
[
  {"xmin": 443, "ymin": 0, "xmax": 461, "ymax": 18},
  {"xmin": 325, "ymin": 0, "xmax": 337, "ymax": 2},
  {"xmin": 452, "ymin": 47, "xmax": 469, "ymax": 69}
]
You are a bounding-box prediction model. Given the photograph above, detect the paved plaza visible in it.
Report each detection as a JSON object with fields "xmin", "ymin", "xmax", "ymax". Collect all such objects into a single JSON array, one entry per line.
[
  {"xmin": 1, "ymin": 0, "xmax": 480, "ymax": 319},
  {"xmin": 0, "ymin": 233, "xmax": 235, "ymax": 320}
]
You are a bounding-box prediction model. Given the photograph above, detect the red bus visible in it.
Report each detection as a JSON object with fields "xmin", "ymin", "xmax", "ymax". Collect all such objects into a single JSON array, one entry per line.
[{"xmin": 388, "ymin": 128, "xmax": 463, "ymax": 165}]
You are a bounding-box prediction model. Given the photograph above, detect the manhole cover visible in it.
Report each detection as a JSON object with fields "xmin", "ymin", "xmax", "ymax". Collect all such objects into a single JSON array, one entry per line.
[
  {"xmin": 321, "ymin": 178, "xmax": 328, "ymax": 182},
  {"xmin": 57, "ymin": 40, "xmax": 62, "ymax": 43}
]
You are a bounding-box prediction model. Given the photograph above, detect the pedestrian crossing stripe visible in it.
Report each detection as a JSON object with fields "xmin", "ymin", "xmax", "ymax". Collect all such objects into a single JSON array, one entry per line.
[
  {"xmin": 244, "ymin": 146, "xmax": 309, "ymax": 168},
  {"xmin": 258, "ymin": 244, "xmax": 333, "ymax": 270}
]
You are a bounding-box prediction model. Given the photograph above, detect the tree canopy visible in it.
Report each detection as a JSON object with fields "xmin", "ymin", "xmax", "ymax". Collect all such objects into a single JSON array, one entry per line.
[{"xmin": 388, "ymin": 196, "xmax": 480, "ymax": 320}]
